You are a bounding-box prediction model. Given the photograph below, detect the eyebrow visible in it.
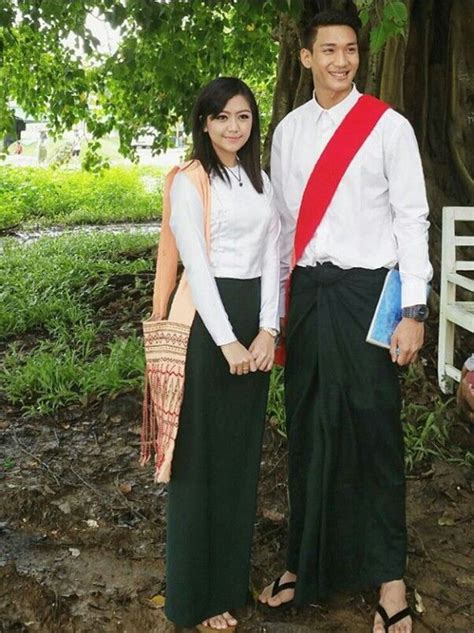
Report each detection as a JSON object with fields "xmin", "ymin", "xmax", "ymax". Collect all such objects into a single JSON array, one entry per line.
[
  {"xmin": 319, "ymin": 41, "xmax": 358, "ymax": 47},
  {"xmin": 219, "ymin": 109, "xmax": 252, "ymax": 114}
]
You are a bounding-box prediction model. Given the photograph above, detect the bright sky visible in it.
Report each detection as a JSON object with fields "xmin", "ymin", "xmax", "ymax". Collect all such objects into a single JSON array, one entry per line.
[{"xmin": 85, "ymin": 10, "xmax": 121, "ymax": 56}]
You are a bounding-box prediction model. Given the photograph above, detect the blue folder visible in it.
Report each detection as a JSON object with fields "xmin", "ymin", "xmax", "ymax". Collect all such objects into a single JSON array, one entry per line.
[{"xmin": 366, "ymin": 269, "xmax": 402, "ymax": 349}]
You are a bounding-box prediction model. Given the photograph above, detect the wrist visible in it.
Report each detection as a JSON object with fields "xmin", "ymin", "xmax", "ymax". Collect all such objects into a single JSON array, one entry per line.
[
  {"xmin": 259, "ymin": 327, "xmax": 278, "ymax": 339},
  {"xmin": 401, "ymin": 304, "xmax": 429, "ymax": 322}
]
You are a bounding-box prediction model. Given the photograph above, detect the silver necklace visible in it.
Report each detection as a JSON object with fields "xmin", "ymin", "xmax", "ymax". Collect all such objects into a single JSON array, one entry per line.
[{"xmin": 226, "ymin": 162, "xmax": 243, "ymax": 187}]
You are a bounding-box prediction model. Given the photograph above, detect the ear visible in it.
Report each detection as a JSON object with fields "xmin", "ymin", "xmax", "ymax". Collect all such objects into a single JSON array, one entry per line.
[{"xmin": 300, "ymin": 47, "xmax": 313, "ymax": 69}]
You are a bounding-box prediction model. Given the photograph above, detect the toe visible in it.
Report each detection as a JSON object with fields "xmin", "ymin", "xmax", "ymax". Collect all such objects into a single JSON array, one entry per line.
[
  {"xmin": 258, "ymin": 583, "xmax": 273, "ymax": 604},
  {"xmin": 373, "ymin": 613, "xmax": 385, "ymax": 633},
  {"xmin": 223, "ymin": 612, "xmax": 237, "ymax": 627}
]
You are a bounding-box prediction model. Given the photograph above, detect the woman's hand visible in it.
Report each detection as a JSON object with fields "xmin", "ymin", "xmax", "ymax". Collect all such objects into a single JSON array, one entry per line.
[
  {"xmin": 220, "ymin": 341, "xmax": 258, "ymax": 375},
  {"xmin": 249, "ymin": 330, "xmax": 275, "ymax": 372}
]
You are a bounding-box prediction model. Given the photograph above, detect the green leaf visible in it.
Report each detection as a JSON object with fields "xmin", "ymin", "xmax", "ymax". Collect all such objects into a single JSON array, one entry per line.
[
  {"xmin": 359, "ymin": 7, "xmax": 371, "ymax": 27},
  {"xmin": 384, "ymin": 1, "xmax": 408, "ymax": 26},
  {"xmin": 369, "ymin": 23, "xmax": 386, "ymax": 53}
]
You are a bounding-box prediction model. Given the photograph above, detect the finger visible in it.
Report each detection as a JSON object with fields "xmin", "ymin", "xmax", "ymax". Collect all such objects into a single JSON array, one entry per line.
[
  {"xmin": 266, "ymin": 358, "xmax": 274, "ymax": 371},
  {"xmin": 409, "ymin": 351, "xmax": 418, "ymax": 365},
  {"xmin": 390, "ymin": 335, "xmax": 399, "ymax": 363},
  {"xmin": 229, "ymin": 364, "xmax": 236, "ymax": 375},
  {"xmin": 249, "ymin": 357, "xmax": 258, "ymax": 372},
  {"xmin": 397, "ymin": 350, "xmax": 410, "ymax": 366}
]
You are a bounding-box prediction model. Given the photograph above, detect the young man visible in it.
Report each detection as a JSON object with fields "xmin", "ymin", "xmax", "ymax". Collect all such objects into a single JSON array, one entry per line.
[{"xmin": 259, "ymin": 10, "xmax": 432, "ymax": 633}]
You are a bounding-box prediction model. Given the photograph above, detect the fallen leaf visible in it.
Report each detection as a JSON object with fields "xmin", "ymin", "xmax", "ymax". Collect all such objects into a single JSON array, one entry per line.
[
  {"xmin": 58, "ymin": 501, "xmax": 71, "ymax": 515},
  {"xmin": 437, "ymin": 510, "xmax": 457, "ymax": 526},
  {"xmin": 119, "ymin": 482, "xmax": 133, "ymax": 494},
  {"xmin": 414, "ymin": 588, "xmax": 425, "ymax": 614},
  {"xmin": 149, "ymin": 594, "xmax": 166, "ymax": 608},
  {"xmin": 69, "ymin": 548, "xmax": 80, "ymax": 558},
  {"xmin": 86, "ymin": 519, "xmax": 99, "ymax": 528},
  {"xmin": 456, "ymin": 575, "xmax": 474, "ymax": 589},
  {"xmin": 263, "ymin": 509, "xmax": 285, "ymax": 522}
]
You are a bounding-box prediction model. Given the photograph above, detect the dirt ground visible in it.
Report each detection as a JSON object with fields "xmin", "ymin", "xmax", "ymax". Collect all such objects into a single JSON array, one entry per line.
[
  {"xmin": 1, "ymin": 266, "xmax": 473, "ymax": 632},
  {"xmin": 0, "ymin": 387, "xmax": 472, "ymax": 633}
]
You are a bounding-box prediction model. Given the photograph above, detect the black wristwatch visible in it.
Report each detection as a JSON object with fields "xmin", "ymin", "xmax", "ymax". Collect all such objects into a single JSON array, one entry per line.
[{"xmin": 402, "ymin": 304, "xmax": 429, "ymax": 322}]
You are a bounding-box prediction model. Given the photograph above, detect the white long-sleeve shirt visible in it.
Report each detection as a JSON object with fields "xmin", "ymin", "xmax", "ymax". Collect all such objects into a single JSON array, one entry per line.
[
  {"xmin": 272, "ymin": 85, "xmax": 433, "ymax": 317},
  {"xmin": 169, "ymin": 168, "xmax": 280, "ymax": 346}
]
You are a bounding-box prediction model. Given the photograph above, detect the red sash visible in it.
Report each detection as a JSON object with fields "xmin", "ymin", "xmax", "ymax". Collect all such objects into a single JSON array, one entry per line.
[{"xmin": 275, "ymin": 95, "xmax": 390, "ymax": 366}]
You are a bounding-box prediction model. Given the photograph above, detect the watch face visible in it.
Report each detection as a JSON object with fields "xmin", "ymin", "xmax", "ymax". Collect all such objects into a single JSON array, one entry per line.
[
  {"xmin": 403, "ymin": 305, "xmax": 429, "ymax": 321},
  {"xmin": 417, "ymin": 305, "xmax": 429, "ymax": 321}
]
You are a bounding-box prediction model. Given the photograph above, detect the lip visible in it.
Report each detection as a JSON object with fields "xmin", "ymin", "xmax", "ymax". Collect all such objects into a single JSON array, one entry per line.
[
  {"xmin": 329, "ymin": 70, "xmax": 350, "ymax": 79},
  {"xmin": 223, "ymin": 136, "xmax": 242, "ymax": 141}
]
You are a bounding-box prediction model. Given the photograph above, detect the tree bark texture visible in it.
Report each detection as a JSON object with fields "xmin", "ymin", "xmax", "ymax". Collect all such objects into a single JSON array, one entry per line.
[{"xmin": 265, "ymin": 0, "xmax": 474, "ymax": 287}]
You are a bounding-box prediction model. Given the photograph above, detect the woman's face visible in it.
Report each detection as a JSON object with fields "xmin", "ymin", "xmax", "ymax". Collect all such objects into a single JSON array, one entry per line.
[{"xmin": 204, "ymin": 94, "xmax": 253, "ymax": 166}]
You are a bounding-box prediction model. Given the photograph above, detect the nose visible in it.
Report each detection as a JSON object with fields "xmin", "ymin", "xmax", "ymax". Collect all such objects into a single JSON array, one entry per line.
[
  {"xmin": 227, "ymin": 115, "xmax": 239, "ymax": 131},
  {"xmin": 334, "ymin": 49, "xmax": 349, "ymax": 67}
]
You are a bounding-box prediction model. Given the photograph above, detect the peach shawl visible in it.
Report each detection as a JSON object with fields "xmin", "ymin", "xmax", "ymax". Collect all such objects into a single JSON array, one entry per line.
[{"xmin": 140, "ymin": 161, "xmax": 211, "ymax": 482}]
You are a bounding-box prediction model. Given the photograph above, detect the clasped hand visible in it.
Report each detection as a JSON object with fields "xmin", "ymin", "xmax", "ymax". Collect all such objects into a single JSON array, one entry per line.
[{"xmin": 221, "ymin": 331, "xmax": 275, "ymax": 375}]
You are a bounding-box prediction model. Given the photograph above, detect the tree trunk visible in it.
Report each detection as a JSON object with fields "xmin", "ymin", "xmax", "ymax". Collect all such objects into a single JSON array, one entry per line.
[{"xmin": 265, "ymin": 0, "xmax": 474, "ymax": 287}]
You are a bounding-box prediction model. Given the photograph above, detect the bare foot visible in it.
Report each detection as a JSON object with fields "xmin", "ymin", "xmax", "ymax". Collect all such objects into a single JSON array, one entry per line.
[
  {"xmin": 258, "ymin": 571, "xmax": 297, "ymax": 607},
  {"xmin": 373, "ymin": 579, "xmax": 412, "ymax": 633},
  {"xmin": 201, "ymin": 611, "xmax": 237, "ymax": 630}
]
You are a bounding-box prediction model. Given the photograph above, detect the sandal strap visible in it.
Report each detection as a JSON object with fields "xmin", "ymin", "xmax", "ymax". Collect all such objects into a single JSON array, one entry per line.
[
  {"xmin": 386, "ymin": 607, "xmax": 411, "ymax": 627},
  {"xmin": 271, "ymin": 576, "xmax": 296, "ymax": 597},
  {"xmin": 376, "ymin": 604, "xmax": 390, "ymax": 626},
  {"xmin": 376, "ymin": 604, "xmax": 412, "ymax": 630}
]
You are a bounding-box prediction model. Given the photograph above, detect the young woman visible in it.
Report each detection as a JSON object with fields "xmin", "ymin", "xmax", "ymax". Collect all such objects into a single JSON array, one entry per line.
[{"xmin": 151, "ymin": 77, "xmax": 280, "ymax": 629}]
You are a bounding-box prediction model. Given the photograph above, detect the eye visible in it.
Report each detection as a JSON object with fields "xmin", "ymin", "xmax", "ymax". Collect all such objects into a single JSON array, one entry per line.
[
  {"xmin": 239, "ymin": 113, "xmax": 251, "ymax": 120},
  {"xmin": 215, "ymin": 114, "xmax": 227, "ymax": 121},
  {"xmin": 347, "ymin": 46, "xmax": 358, "ymax": 53}
]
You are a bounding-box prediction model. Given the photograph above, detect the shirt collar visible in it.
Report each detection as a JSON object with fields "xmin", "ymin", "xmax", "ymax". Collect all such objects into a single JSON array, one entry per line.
[{"xmin": 310, "ymin": 84, "xmax": 361, "ymax": 125}]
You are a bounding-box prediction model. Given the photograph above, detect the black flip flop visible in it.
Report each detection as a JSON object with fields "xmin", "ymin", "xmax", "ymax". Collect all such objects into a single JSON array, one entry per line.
[
  {"xmin": 376, "ymin": 604, "xmax": 412, "ymax": 631},
  {"xmin": 260, "ymin": 576, "xmax": 296, "ymax": 609}
]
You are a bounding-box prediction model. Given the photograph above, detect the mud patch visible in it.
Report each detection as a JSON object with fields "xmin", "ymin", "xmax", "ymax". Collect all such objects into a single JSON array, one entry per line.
[{"xmin": 1, "ymin": 400, "xmax": 472, "ymax": 632}]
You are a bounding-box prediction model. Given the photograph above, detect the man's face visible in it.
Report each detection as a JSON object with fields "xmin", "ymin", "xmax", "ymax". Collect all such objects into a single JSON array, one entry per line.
[{"xmin": 301, "ymin": 25, "xmax": 359, "ymax": 99}]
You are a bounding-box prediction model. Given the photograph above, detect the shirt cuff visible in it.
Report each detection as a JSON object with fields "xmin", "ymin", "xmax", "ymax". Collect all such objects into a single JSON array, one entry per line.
[
  {"xmin": 214, "ymin": 333, "xmax": 238, "ymax": 346},
  {"xmin": 259, "ymin": 318, "xmax": 280, "ymax": 333},
  {"xmin": 401, "ymin": 278, "xmax": 429, "ymax": 308}
]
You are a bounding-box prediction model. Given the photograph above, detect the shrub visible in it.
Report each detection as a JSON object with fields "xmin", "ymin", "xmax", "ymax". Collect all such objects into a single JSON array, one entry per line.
[{"xmin": 0, "ymin": 165, "xmax": 163, "ymax": 226}]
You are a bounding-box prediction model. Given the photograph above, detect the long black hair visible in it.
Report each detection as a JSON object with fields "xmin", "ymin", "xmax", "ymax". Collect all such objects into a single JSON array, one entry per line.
[{"xmin": 190, "ymin": 77, "xmax": 263, "ymax": 193}]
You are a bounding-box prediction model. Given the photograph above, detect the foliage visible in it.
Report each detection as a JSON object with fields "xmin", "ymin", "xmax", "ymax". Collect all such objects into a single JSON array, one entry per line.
[
  {"xmin": 0, "ymin": 1, "xmax": 280, "ymax": 157},
  {"xmin": 0, "ymin": 231, "xmax": 156, "ymax": 415},
  {"xmin": 0, "ymin": 165, "xmax": 163, "ymax": 227},
  {"xmin": 1, "ymin": 1, "xmax": 407, "ymax": 162},
  {"xmin": 267, "ymin": 366, "xmax": 286, "ymax": 432},
  {"xmin": 355, "ymin": 0, "xmax": 408, "ymax": 52}
]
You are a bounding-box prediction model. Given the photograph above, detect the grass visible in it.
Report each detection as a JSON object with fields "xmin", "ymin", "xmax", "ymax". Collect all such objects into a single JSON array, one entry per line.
[
  {"xmin": 0, "ymin": 227, "xmax": 469, "ymax": 473},
  {"xmin": 0, "ymin": 232, "xmax": 156, "ymax": 416},
  {"xmin": 0, "ymin": 165, "xmax": 164, "ymax": 229}
]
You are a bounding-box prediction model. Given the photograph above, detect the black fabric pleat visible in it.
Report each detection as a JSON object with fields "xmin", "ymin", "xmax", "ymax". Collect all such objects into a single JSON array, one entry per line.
[
  {"xmin": 165, "ymin": 277, "xmax": 269, "ymax": 627},
  {"xmin": 285, "ymin": 264, "xmax": 406, "ymax": 605}
]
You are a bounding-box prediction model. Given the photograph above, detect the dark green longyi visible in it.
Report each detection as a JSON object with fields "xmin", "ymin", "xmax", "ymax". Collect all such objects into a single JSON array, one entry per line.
[
  {"xmin": 165, "ymin": 277, "xmax": 269, "ymax": 628},
  {"xmin": 285, "ymin": 263, "xmax": 407, "ymax": 605}
]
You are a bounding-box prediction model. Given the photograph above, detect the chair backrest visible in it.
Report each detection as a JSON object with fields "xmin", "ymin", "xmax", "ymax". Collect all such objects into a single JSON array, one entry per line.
[{"xmin": 442, "ymin": 207, "xmax": 474, "ymax": 295}]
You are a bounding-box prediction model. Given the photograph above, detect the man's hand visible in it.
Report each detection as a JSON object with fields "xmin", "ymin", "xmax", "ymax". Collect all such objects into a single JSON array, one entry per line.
[
  {"xmin": 220, "ymin": 341, "xmax": 258, "ymax": 375},
  {"xmin": 249, "ymin": 330, "xmax": 275, "ymax": 372},
  {"xmin": 390, "ymin": 318, "xmax": 424, "ymax": 365}
]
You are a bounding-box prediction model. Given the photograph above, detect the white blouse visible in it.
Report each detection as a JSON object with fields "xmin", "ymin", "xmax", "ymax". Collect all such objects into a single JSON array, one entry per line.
[{"xmin": 169, "ymin": 168, "xmax": 280, "ymax": 346}]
